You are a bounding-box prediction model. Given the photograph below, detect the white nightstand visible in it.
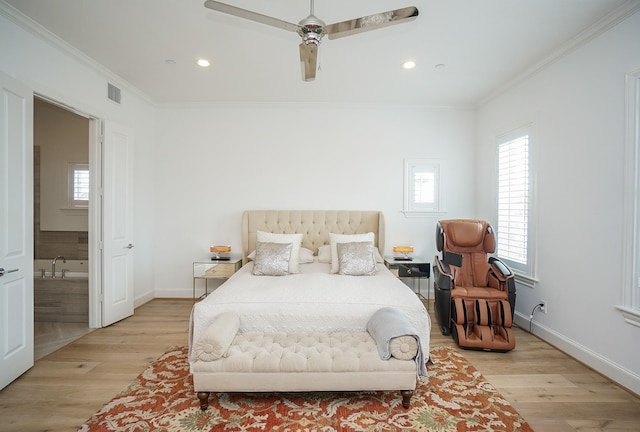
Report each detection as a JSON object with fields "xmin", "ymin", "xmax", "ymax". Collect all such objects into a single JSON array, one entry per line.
[{"xmin": 192, "ymin": 256, "xmax": 242, "ymax": 301}]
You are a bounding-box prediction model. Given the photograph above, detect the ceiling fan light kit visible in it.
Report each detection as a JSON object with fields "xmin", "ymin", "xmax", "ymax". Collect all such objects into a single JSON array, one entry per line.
[{"xmin": 204, "ymin": 0, "xmax": 418, "ymax": 81}]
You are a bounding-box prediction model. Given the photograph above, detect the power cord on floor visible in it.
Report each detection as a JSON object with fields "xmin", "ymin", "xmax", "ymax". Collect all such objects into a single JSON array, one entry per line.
[{"xmin": 528, "ymin": 303, "xmax": 545, "ymax": 332}]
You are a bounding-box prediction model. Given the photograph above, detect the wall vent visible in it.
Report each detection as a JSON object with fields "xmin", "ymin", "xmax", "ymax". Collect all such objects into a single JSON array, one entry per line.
[{"xmin": 107, "ymin": 83, "xmax": 121, "ymax": 104}]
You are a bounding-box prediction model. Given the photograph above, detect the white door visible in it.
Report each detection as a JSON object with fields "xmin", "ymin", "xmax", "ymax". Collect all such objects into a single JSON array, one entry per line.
[
  {"xmin": 0, "ymin": 71, "xmax": 34, "ymax": 390},
  {"xmin": 101, "ymin": 121, "xmax": 134, "ymax": 326}
]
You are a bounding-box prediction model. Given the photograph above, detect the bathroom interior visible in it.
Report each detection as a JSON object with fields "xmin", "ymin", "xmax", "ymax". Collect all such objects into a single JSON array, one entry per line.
[{"xmin": 33, "ymin": 97, "xmax": 92, "ymax": 360}]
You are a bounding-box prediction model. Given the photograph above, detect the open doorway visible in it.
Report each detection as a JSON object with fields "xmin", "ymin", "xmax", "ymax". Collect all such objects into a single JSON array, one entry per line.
[{"xmin": 32, "ymin": 97, "xmax": 93, "ymax": 359}]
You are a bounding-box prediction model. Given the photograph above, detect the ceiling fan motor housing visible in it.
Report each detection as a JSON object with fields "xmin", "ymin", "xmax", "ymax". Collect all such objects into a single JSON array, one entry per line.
[{"xmin": 298, "ymin": 14, "xmax": 326, "ymax": 46}]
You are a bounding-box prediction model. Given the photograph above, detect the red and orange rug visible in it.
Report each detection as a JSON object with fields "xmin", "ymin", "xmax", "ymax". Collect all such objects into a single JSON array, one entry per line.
[{"xmin": 78, "ymin": 346, "xmax": 533, "ymax": 431}]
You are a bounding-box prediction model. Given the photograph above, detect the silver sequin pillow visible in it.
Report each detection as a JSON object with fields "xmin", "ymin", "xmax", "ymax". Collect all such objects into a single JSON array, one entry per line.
[
  {"xmin": 337, "ymin": 241, "xmax": 376, "ymax": 276},
  {"xmin": 252, "ymin": 241, "xmax": 293, "ymax": 276}
]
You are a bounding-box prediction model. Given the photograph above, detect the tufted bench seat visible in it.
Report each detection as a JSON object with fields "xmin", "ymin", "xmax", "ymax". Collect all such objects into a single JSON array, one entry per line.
[{"xmin": 191, "ymin": 318, "xmax": 420, "ymax": 410}]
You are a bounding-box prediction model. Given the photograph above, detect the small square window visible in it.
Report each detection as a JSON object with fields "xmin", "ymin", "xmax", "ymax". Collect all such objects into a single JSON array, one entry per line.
[{"xmin": 403, "ymin": 159, "xmax": 442, "ymax": 216}]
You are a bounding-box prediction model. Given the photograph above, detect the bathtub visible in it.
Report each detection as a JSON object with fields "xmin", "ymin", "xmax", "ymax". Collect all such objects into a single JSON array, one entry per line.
[
  {"xmin": 33, "ymin": 259, "xmax": 88, "ymax": 323},
  {"xmin": 34, "ymin": 259, "xmax": 88, "ymax": 279}
]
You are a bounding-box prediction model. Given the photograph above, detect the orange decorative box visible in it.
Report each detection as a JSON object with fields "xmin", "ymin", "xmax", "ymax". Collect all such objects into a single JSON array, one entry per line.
[{"xmin": 210, "ymin": 245, "xmax": 231, "ymax": 253}]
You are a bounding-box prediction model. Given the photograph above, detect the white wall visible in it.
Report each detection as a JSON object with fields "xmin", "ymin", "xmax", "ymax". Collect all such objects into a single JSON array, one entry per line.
[
  {"xmin": 153, "ymin": 104, "xmax": 476, "ymax": 296},
  {"xmin": 36, "ymin": 100, "xmax": 89, "ymax": 231},
  {"xmin": 0, "ymin": 11, "xmax": 157, "ymax": 304},
  {"xmin": 476, "ymin": 10, "xmax": 640, "ymax": 394}
]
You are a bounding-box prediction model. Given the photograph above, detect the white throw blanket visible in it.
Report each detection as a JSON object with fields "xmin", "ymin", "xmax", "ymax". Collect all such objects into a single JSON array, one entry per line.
[{"xmin": 367, "ymin": 307, "xmax": 428, "ymax": 376}]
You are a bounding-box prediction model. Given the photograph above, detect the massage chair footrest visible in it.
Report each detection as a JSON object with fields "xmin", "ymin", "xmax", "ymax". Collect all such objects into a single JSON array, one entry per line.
[{"xmin": 452, "ymin": 298, "xmax": 515, "ymax": 351}]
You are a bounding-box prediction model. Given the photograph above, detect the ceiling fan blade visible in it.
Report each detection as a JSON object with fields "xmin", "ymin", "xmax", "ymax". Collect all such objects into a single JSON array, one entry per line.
[
  {"xmin": 325, "ymin": 6, "xmax": 418, "ymax": 40},
  {"xmin": 299, "ymin": 43, "xmax": 318, "ymax": 82},
  {"xmin": 204, "ymin": 0, "xmax": 299, "ymax": 33}
]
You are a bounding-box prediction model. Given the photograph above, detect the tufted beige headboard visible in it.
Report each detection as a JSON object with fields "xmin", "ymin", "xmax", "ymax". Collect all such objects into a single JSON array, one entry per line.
[{"xmin": 241, "ymin": 210, "xmax": 385, "ymax": 264}]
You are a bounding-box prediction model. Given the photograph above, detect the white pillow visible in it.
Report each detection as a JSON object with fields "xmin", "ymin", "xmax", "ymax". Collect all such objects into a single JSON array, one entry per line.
[
  {"xmin": 256, "ymin": 231, "xmax": 303, "ymax": 273},
  {"xmin": 317, "ymin": 244, "xmax": 331, "ymax": 263},
  {"xmin": 298, "ymin": 247, "xmax": 315, "ymax": 264},
  {"xmin": 329, "ymin": 232, "xmax": 375, "ymax": 273},
  {"xmin": 193, "ymin": 311, "xmax": 240, "ymax": 361},
  {"xmin": 373, "ymin": 248, "xmax": 384, "ymax": 264}
]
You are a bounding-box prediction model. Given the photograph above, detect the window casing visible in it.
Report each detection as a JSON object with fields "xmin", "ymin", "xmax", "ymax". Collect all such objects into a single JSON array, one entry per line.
[
  {"xmin": 403, "ymin": 159, "xmax": 442, "ymax": 216},
  {"xmin": 496, "ymin": 125, "xmax": 536, "ymax": 284},
  {"xmin": 619, "ymin": 67, "xmax": 640, "ymax": 327}
]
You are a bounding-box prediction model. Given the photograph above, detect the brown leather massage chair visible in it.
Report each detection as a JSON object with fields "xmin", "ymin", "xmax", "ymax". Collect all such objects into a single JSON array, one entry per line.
[{"xmin": 433, "ymin": 219, "xmax": 516, "ymax": 351}]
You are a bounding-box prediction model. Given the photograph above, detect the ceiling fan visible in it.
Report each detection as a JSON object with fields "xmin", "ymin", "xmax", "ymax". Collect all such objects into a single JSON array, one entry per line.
[{"xmin": 204, "ymin": 0, "xmax": 419, "ymax": 81}]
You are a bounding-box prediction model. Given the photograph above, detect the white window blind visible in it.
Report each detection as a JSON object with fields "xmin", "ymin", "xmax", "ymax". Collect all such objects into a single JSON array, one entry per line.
[
  {"xmin": 73, "ymin": 168, "xmax": 89, "ymax": 201},
  {"xmin": 497, "ymin": 128, "xmax": 531, "ymax": 274},
  {"xmin": 68, "ymin": 162, "xmax": 89, "ymax": 208}
]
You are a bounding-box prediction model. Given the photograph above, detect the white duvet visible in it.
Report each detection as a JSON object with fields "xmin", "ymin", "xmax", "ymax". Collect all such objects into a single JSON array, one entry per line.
[{"xmin": 189, "ymin": 260, "xmax": 431, "ymax": 364}]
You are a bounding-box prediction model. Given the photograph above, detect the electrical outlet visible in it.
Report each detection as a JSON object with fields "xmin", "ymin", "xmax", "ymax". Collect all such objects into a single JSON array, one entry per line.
[{"xmin": 540, "ymin": 300, "xmax": 547, "ymax": 314}]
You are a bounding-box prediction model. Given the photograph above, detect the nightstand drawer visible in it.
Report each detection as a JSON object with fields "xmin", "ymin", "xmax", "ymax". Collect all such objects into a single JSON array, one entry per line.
[
  {"xmin": 193, "ymin": 257, "xmax": 243, "ymax": 301},
  {"xmin": 204, "ymin": 263, "xmax": 236, "ymax": 277},
  {"xmin": 193, "ymin": 260, "xmax": 241, "ymax": 278}
]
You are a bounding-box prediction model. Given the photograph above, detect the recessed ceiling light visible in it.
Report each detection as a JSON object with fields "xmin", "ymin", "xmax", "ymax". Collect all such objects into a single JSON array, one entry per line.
[
  {"xmin": 196, "ymin": 59, "xmax": 211, "ymax": 68},
  {"xmin": 403, "ymin": 60, "xmax": 416, "ymax": 69}
]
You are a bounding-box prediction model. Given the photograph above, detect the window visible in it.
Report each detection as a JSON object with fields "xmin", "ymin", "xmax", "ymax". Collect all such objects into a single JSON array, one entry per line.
[
  {"xmin": 403, "ymin": 159, "xmax": 442, "ymax": 216},
  {"xmin": 68, "ymin": 162, "xmax": 89, "ymax": 208},
  {"xmin": 619, "ymin": 67, "xmax": 640, "ymax": 327},
  {"xmin": 496, "ymin": 125, "xmax": 536, "ymax": 283}
]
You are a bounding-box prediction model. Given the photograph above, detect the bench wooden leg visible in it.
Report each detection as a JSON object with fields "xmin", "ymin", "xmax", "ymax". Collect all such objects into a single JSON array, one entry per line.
[
  {"xmin": 400, "ymin": 389, "xmax": 413, "ymax": 408},
  {"xmin": 197, "ymin": 392, "xmax": 210, "ymax": 410}
]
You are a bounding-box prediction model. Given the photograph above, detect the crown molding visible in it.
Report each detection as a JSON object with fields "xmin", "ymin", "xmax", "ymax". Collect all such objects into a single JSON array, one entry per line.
[
  {"xmin": 477, "ymin": 0, "xmax": 640, "ymax": 108},
  {"xmin": 0, "ymin": 1, "xmax": 156, "ymax": 107}
]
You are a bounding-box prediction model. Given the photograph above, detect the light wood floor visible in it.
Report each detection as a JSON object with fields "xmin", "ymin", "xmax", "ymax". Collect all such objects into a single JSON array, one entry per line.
[
  {"xmin": 34, "ymin": 321, "xmax": 93, "ymax": 361},
  {"xmin": 1, "ymin": 299, "xmax": 639, "ymax": 431}
]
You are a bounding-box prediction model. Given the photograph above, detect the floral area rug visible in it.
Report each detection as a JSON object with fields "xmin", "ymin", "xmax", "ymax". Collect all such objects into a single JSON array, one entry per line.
[{"xmin": 78, "ymin": 346, "xmax": 533, "ymax": 431}]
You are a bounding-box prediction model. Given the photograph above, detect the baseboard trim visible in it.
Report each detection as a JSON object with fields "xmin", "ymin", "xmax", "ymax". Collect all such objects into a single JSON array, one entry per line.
[
  {"xmin": 514, "ymin": 311, "xmax": 640, "ymax": 396},
  {"xmin": 134, "ymin": 291, "xmax": 155, "ymax": 308},
  {"xmin": 153, "ymin": 289, "xmax": 193, "ymax": 299}
]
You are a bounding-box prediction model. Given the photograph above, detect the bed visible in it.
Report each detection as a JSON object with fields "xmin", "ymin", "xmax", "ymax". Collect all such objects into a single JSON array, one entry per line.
[{"xmin": 189, "ymin": 210, "xmax": 431, "ymax": 406}]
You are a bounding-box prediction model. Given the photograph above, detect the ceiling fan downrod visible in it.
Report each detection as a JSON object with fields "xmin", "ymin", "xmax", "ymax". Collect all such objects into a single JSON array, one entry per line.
[{"xmin": 298, "ymin": 0, "xmax": 326, "ymax": 45}]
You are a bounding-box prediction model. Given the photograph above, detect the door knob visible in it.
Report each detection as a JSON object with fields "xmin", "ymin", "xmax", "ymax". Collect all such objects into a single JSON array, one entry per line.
[{"xmin": 126, "ymin": 244, "xmax": 134, "ymax": 249}]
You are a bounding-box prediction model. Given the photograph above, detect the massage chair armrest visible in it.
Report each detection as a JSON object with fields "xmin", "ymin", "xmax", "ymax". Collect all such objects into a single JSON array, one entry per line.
[
  {"xmin": 489, "ymin": 257, "xmax": 511, "ymax": 276},
  {"xmin": 433, "ymin": 257, "xmax": 454, "ymax": 291},
  {"xmin": 488, "ymin": 257, "xmax": 516, "ymax": 294}
]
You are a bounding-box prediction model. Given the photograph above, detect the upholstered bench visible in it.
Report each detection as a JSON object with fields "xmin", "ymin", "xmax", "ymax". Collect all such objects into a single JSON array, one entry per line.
[{"xmin": 190, "ymin": 312, "xmax": 422, "ymax": 410}]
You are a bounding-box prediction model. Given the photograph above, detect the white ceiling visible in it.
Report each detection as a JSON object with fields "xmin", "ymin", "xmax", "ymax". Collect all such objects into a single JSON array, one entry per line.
[{"xmin": 3, "ymin": 0, "xmax": 634, "ymax": 105}]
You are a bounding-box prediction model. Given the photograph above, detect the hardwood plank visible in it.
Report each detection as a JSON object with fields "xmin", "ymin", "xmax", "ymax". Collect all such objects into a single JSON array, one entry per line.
[{"xmin": 0, "ymin": 298, "xmax": 639, "ymax": 432}]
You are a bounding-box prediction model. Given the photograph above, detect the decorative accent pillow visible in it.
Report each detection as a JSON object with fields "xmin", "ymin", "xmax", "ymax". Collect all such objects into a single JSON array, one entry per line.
[
  {"xmin": 337, "ymin": 241, "xmax": 376, "ymax": 276},
  {"xmin": 389, "ymin": 335, "xmax": 419, "ymax": 360},
  {"xmin": 252, "ymin": 241, "xmax": 293, "ymax": 276},
  {"xmin": 193, "ymin": 311, "xmax": 240, "ymax": 362},
  {"xmin": 256, "ymin": 231, "xmax": 303, "ymax": 273},
  {"xmin": 319, "ymin": 243, "xmax": 382, "ymax": 264},
  {"xmin": 248, "ymin": 246, "xmax": 314, "ymax": 264},
  {"xmin": 329, "ymin": 232, "xmax": 375, "ymax": 273}
]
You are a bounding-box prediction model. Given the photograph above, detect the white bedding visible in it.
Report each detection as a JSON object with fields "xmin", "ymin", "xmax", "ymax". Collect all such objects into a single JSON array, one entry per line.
[{"xmin": 189, "ymin": 260, "xmax": 431, "ymax": 365}]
